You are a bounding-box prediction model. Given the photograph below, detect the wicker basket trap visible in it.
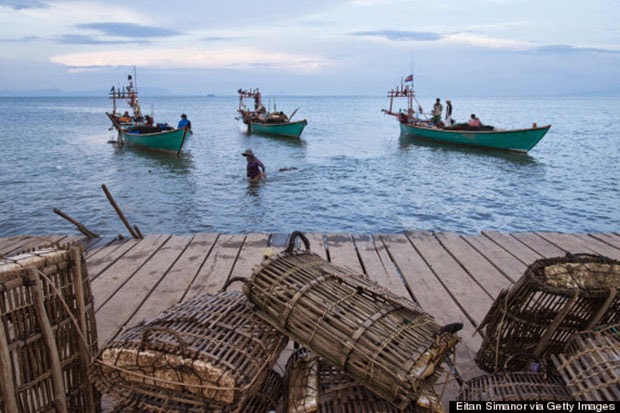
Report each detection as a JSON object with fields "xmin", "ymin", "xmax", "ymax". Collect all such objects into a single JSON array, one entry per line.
[
  {"xmin": 551, "ymin": 324, "xmax": 620, "ymax": 401},
  {"xmin": 282, "ymin": 347, "xmax": 443, "ymax": 413},
  {"xmin": 0, "ymin": 246, "xmax": 99, "ymax": 413},
  {"xmin": 475, "ymin": 253, "xmax": 620, "ymax": 372},
  {"xmin": 241, "ymin": 232, "xmax": 462, "ymax": 410},
  {"xmin": 90, "ymin": 290, "xmax": 288, "ymax": 412},
  {"xmin": 457, "ymin": 371, "xmax": 572, "ymax": 401},
  {"xmin": 242, "ymin": 369, "xmax": 284, "ymax": 413}
]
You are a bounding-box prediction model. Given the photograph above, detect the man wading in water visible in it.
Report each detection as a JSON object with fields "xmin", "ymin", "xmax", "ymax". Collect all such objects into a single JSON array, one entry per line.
[{"xmin": 242, "ymin": 149, "xmax": 266, "ymax": 182}]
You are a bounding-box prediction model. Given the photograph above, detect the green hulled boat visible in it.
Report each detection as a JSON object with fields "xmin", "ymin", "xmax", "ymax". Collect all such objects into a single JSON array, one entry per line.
[
  {"xmin": 237, "ymin": 88, "xmax": 307, "ymax": 138},
  {"xmin": 247, "ymin": 119, "xmax": 308, "ymax": 138},
  {"xmin": 121, "ymin": 125, "xmax": 191, "ymax": 155},
  {"xmin": 399, "ymin": 122, "xmax": 550, "ymax": 153},
  {"xmin": 107, "ymin": 73, "xmax": 192, "ymax": 155},
  {"xmin": 383, "ymin": 83, "xmax": 550, "ymax": 153}
]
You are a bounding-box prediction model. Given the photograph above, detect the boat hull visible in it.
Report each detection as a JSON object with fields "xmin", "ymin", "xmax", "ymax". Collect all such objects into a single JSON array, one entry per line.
[
  {"xmin": 400, "ymin": 123, "xmax": 551, "ymax": 152},
  {"xmin": 248, "ymin": 119, "xmax": 307, "ymax": 138},
  {"xmin": 121, "ymin": 127, "xmax": 191, "ymax": 154}
]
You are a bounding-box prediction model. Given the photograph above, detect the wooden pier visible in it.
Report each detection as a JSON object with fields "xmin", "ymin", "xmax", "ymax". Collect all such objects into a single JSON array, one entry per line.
[{"xmin": 1, "ymin": 231, "xmax": 619, "ymax": 410}]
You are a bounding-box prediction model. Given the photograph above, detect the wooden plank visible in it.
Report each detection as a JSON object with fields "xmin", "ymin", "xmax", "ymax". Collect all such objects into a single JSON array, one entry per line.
[
  {"xmin": 379, "ymin": 234, "xmax": 480, "ymax": 332},
  {"xmin": 511, "ymin": 232, "xmax": 566, "ymax": 258},
  {"xmin": 481, "ymin": 231, "xmax": 543, "ymax": 265},
  {"xmin": 91, "ymin": 234, "xmax": 170, "ymax": 310},
  {"xmin": 405, "ymin": 231, "xmax": 495, "ymax": 327},
  {"xmin": 435, "ymin": 232, "xmax": 511, "ymax": 298},
  {"xmin": 268, "ymin": 233, "xmax": 288, "ymax": 248},
  {"xmin": 534, "ymin": 232, "xmax": 600, "ymax": 255},
  {"xmin": 380, "ymin": 233, "xmax": 485, "ymax": 403},
  {"xmin": 0, "ymin": 236, "xmax": 31, "ymax": 256},
  {"xmin": 86, "ymin": 239, "xmax": 140, "ymax": 279},
  {"xmin": 462, "ymin": 234, "xmax": 526, "ymax": 284},
  {"xmin": 2, "ymin": 235, "xmax": 61, "ymax": 256},
  {"xmin": 305, "ymin": 232, "xmax": 328, "ymax": 260},
  {"xmin": 565, "ymin": 234, "xmax": 620, "ymax": 260},
  {"xmin": 353, "ymin": 234, "xmax": 411, "ymax": 299},
  {"xmin": 130, "ymin": 233, "xmax": 219, "ymax": 325},
  {"xmin": 590, "ymin": 233, "xmax": 620, "ymax": 250},
  {"xmin": 226, "ymin": 233, "xmax": 269, "ymax": 292},
  {"xmin": 184, "ymin": 234, "xmax": 245, "ymax": 299},
  {"xmin": 82, "ymin": 237, "xmax": 119, "ymax": 261},
  {"xmin": 95, "ymin": 235, "xmax": 192, "ymax": 345},
  {"xmin": 325, "ymin": 233, "xmax": 363, "ymax": 273}
]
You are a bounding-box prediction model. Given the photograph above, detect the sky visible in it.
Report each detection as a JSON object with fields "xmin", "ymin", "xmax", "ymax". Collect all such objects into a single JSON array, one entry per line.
[{"xmin": 0, "ymin": 0, "xmax": 619, "ymax": 96}]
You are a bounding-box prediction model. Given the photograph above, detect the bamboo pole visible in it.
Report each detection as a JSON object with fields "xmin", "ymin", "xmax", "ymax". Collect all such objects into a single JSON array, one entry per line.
[
  {"xmin": 70, "ymin": 247, "xmax": 97, "ymax": 413},
  {"xmin": 53, "ymin": 208, "xmax": 100, "ymax": 238},
  {"xmin": 101, "ymin": 184, "xmax": 140, "ymax": 239},
  {"xmin": 29, "ymin": 267, "xmax": 69, "ymax": 413},
  {"xmin": 0, "ymin": 315, "xmax": 19, "ymax": 413}
]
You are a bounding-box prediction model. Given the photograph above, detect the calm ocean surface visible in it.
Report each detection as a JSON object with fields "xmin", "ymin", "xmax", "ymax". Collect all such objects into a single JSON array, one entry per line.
[{"xmin": 0, "ymin": 95, "xmax": 618, "ymax": 237}]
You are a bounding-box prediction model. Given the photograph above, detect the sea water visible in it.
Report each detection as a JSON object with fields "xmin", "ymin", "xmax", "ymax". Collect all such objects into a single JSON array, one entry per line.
[{"xmin": 0, "ymin": 95, "xmax": 618, "ymax": 237}]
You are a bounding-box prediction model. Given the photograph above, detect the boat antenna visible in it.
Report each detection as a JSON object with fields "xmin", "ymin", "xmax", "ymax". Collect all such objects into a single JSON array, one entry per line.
[{"xmin": 133, "ymin": 65, "xmax": 138, "ymax": 95}]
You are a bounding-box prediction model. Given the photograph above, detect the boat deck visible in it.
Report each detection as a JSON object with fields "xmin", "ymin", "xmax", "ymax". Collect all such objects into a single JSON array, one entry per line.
[{"xmin": 2, "ymin": 231, "xmax": 619, "ymax": 410}]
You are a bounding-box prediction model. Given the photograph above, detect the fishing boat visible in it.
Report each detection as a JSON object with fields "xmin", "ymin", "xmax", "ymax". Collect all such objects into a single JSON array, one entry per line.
[
  {"xmin": 107, "ymin": 73, "xmax": 192, "ymax": 155},
  {"xmin": 237, "ymin": 88, "xmax": 307, "ymax": 138},
  {"xmin": 383, "ymin": 83, "xmax": 550, "ymax": 153}
]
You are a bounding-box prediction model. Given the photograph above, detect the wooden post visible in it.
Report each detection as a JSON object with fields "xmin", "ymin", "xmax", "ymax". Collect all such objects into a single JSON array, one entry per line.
[
  {"xmin": 53, "ymin": 208, "xmax": 100, "ymax": 238},
  {"xmin": 70, "ymin": 247, "xmax": 97, "ymax": 413},
  {"xmin": 29, "ymin": 267, "xmax": 69, "ymax": 413},
  {"xmin": 0, "ymin": 316, "xmax": 19, "ymax": 413},
  {"xmin": 101, "ymin": 184, "xmax": 140, "ymax": 239}
]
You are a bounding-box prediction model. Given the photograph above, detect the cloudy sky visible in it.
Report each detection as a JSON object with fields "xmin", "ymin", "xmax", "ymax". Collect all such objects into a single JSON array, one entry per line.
[{"xmin": 1, "ymin": 0, "xmax": 619, "ymax": 96}]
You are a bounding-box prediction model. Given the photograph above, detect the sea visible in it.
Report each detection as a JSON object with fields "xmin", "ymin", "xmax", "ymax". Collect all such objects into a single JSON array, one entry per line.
[{"xmin": 0, "ymin": 95, "xmax": 618, "ymax": 238}]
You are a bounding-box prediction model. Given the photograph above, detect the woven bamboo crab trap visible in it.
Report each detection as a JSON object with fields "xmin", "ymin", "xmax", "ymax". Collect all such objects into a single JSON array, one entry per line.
[
  {"xmin": 239, "ymin": 231, "xmax": 462, "ymax": 410},
  {"xmin": 551, "ymin": 324, "xmax": 620, "ymax": 401},
  {"xmin": 282, "ymin": 347, "xmax": 443, "ymax": 413},
  {"xmin": 90, "ymin": 290, "xmax": 288, "ymax": 412},
  {"xmin": 475, "ymin": 253, "xmax": 620, "ymax": 372},
  {"xmin": 0, "ymin": 246, "xmax": 99, "ymax": 413},
  {"xmin": 242, "ymin": 369, "xmax": 284, "ymax": 413},
  {"xmin": 457, "ymin": 371, "xmax": 572, "ymax": 401}
]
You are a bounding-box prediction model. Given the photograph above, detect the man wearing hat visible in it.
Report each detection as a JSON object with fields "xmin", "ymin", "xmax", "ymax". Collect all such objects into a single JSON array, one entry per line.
[{"xmin": 242, "ymin": 149, "xmax": 266, "ymax": 182}]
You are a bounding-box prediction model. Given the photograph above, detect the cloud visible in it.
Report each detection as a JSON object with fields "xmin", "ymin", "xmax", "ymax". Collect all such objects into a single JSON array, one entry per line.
[
  {"xmin": 352, "ymin": 30, "xmax": 442, "ymax": 41},
  {"xmin": 50, "ymin": 47, "xmax": 330, "ymax": 73},
  {"xmin": 0, "ymin": 0, "xmax": 47, "ymax": 10},
  {"xmin": 0, "ymin": 35, "xmax": 43, "ymax": 42},
  {"xmin": 57, "ymin": 34, "xmax": 150, "ymax": 45},
  {"xmin": 442, "ymin": 32, "xmax": 531, "ymax": 49},
  {"xmin": 75, "ymin": 22, "xmax": 181, "ymax": 38},
  {"xmin": 533, "ymin": 44, "xmax": 620, "ymax": 55}
]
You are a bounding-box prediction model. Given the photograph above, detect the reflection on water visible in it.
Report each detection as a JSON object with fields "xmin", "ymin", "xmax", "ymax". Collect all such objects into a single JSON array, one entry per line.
[
  {"xmin": 112, "ymin": 145, "xmax": 196, "ymax": 174},
  {"xmin": 398, "ymin": 133, "xmax": 540, "ymax": 167}
]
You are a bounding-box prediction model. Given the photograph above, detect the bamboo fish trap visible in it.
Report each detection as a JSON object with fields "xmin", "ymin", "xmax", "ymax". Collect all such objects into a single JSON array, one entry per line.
[
  {"xmin": 282, "ymin": 347, "xmax": 443, "ymax": 413},
  {"xmin": 457, "ymin": 372, "xmax": 572, "ymax": 401},
  {"xmin": 0, "ymin": 246, "xmax": 99, "ymax": 413},
  {"xmin": 238, "ymin": 231, "xmax": 462, "ymax": 410},
  {"xmin": 551, "ymin": 324, "xmax": 620, "ymax": 401},
  {"xmin": 90, "ymin": 290, "xmax": 288, "ymax": 412},
  {"xmin": 475, "ymin": 253, "xmax": 620, "ymax": 372}
]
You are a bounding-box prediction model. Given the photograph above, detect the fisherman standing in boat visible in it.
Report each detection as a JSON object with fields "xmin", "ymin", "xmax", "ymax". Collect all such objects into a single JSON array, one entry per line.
[
  {"xmin": 242, "ymin": 149, "xmax": 267, "ymax": 182},
  {"xmin": 445, "ymin": 99, "xmax": 454, "ymax": 126},
  {"xmin": 432, "ymin": 98, "xmax": 443, "ymax": 125}
]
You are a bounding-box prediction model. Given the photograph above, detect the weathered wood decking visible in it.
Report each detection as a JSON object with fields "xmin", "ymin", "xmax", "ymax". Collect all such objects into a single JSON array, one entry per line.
[{"xmin": 2, "ymin": 231, "xmax": 619, "ymax": 409}]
